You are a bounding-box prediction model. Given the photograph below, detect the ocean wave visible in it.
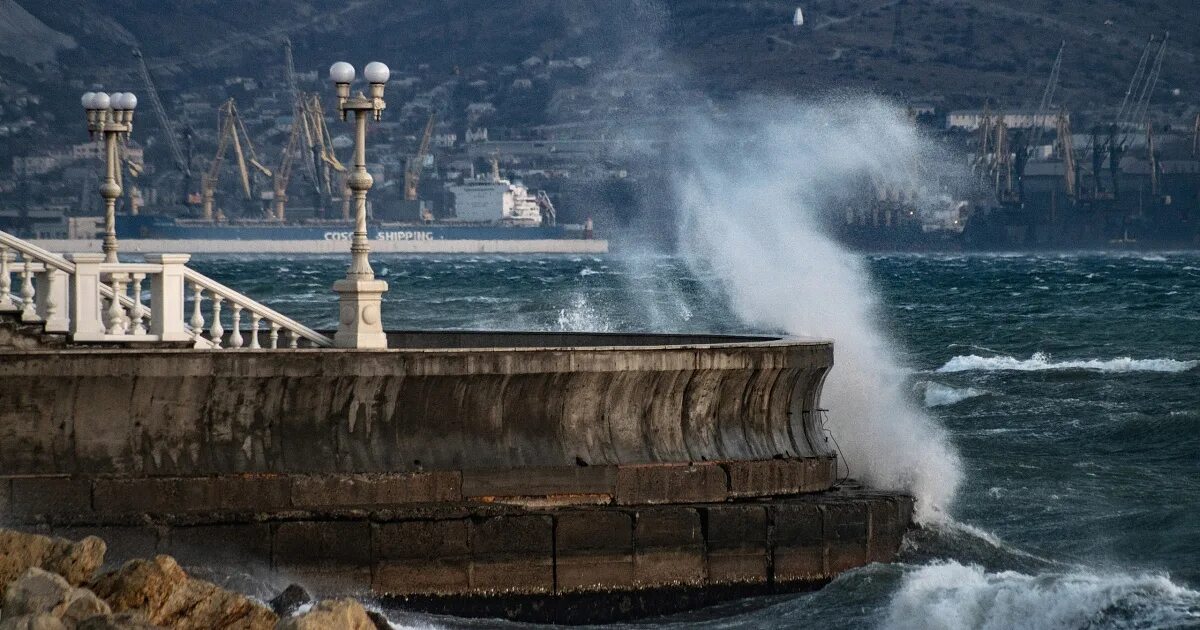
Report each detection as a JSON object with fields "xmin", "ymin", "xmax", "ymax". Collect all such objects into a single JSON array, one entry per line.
[
  {"xmin": 886, "ymin": 560, "xmax": 1200, "ymax": 630},
  {"xmin": 920, "ymin": 382, "xmax": 988, "ymax": 408},
  {"xmin": 936, "ymin": 352, "xmax": 1198, "ymax": 374}
]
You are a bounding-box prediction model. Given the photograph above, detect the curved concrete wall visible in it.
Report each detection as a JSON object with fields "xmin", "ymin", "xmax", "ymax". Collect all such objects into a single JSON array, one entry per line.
[{"xmin": 0, "ymin": 335, "xmax": 834, "ymax": 477}]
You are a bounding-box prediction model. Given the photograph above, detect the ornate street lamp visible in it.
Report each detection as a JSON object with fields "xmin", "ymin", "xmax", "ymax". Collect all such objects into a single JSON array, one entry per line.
[
  {"xmin": 329, "ymin": 61, "xmax": 389, "ymax": 348},
  {"xmin": 82, "ymin": 91, "xmax": 137, "ymax": 263}
]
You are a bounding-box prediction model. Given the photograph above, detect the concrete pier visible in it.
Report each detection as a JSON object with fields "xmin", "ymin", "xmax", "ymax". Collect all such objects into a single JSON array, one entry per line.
[
  {"xmin": 0, "ymin": 331, "xmax": 914, "ymax": 621},
  {"xmin": 31, "ymin": 238, "xmax": 610, "ymax": 255}
]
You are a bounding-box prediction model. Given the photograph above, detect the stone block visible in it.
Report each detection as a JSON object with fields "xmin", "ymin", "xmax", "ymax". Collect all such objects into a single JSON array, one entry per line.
[
  {"xmin": 373, "ymin": 520, "xmax": 469, "ymax": 595},
  {"xmin": 93, "ymin": 476, "xmax": 291, "ymax": 515},
  {"xmin": 824, "ymin": 502, "xmax": 869, "ymax": 543},
  {"xmin": 555, "ymin": 510, "xmax": 633, "ymax": 592},
  {"xmin": 274, "ymin": 521, "xmax": 372, "ymax": 568},
  {"xmin": 633, "ymin": 507, "xmax": 704, "ymax": 587},
  {"xmin": 0, "ymin": 478, "xmax": 11, "ymax": 519},
  {"xmin": 461, "ymin": 466, "xmax": 615, "ymax": 499},
  {"xmin": 468, "ymin": 515, "xmax": 553, "ymax": 594},
  {"xmin": 161, "ymin": 524, "xmax": 272, "ymax": 569},
  {"xmin": 772, "ymin": 503, "xmax": 827, "ymax": 582},
  {"xmin": 11, "ymin": 478, "xmax": 91, "ymax": 518},
  {"xmin": 725, "ymin": 459, "xmax": 806, "ymax": 498},
  {"xmin": 704, "ymin": 505, "xmax": 767, "ymax": 585},
  {"xmin": 614, "ymin": 463, "xmax": 727, "ymax": 505},
  {"xmin": 800, "ymin": 457, "xmax": 837, "ymax": 492},
  {"xmin": 291, "ymin": 472, "xmax": 461, "ymax": 508}
]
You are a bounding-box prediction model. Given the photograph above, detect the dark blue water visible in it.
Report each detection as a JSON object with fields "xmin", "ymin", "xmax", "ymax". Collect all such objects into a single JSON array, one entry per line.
[{"xmin": 192, "ymin": 252, "xmax": 1200, "ymax": 629}]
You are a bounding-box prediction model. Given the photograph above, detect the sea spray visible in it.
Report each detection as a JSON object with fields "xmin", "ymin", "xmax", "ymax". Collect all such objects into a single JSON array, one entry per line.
[
  {"xmin": 885, "ymin": 560, "xmax": 1200, "ymax": 630},
  {"xmin": 670, "ymin": 97, "xmax": 963, "ymax": 521}
]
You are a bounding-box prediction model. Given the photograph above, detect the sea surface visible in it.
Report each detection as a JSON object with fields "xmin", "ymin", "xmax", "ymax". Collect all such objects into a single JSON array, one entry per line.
[{"xmin": 191, "ymin": 251, "xmax": 1200, "ymax": 629}]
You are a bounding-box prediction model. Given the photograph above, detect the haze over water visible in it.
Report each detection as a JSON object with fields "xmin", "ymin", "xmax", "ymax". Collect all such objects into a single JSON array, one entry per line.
[{"xmin": 194, "ymin": 250, "xmax": 1200, "ymax": 628}]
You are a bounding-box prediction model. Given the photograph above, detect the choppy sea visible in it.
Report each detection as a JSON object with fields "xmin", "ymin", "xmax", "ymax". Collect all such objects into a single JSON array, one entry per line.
[{"xmin": 191, "ymin": 251, "xmax": 1200, "ymax": 629}]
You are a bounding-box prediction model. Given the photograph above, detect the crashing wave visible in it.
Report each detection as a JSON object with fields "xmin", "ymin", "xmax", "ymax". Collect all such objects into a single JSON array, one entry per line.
[
  {"xmin": 886, "ymin": 560, "xmax": 1200, "ymax": 630},
  {"xmin": 937, "ymin": 352, "xmax": 1198, "ymax": 374},
  {"xmin": 920, "ymin": 382, "xmax": 988, "ymax": 407}
]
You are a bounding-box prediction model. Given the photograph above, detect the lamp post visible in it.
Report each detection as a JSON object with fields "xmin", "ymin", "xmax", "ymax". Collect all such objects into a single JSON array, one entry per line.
[
  {"xmin": 82, "ymin": 91, "xmax": 137, "ymax": 263},
  {"xmin": 329, "ymin": 61, "xmax": 389, "ymax": 349}
]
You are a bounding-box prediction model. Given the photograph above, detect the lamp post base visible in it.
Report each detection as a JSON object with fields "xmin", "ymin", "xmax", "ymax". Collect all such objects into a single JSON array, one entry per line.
[{"xmin": 332, "ymin": 277, "xmax": 389, "ymax": 349}]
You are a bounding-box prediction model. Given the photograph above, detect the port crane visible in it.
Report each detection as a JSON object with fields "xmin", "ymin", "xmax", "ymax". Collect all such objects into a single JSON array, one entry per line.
[
  {"xmin": 201, "ymin": 98, "xmax": 272, "ymax": 221},
  {"xmin": 132, "ymin": 49, "xmax": 194, "ymax": 206},
  {"xmin": 272, "ymin": 95, "xmax": 345, "ymax": 220},
  {"xmin": 405, "ymin": 114, "xmax": 436, "ymax": 202}
]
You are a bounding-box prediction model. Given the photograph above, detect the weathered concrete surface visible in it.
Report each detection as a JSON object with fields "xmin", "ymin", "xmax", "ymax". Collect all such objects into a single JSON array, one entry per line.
[{"xmin": 0, "ymin": 334, "xmax": 834, "ymax": 478}]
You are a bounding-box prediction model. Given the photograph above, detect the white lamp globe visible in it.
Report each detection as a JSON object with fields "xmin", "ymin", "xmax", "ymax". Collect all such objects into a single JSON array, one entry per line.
[
  {"xmin": 81, "ymin": 92, "xmax": 96, "ymax": 109},
  {"xmin": 363, "ymin": 61, "xmax": 390, "ymax": 84},
  {"xmin": 123, "ymin": 93, "xmax": 138, "ymax": 110},
  {"xmin": 92, "ymin": 92, "xmax": 111, "ymax": 110},
  {"xmin": 329, "ymin": 61, "xmax": 355, "ymax": 83},
  {"xmin": 111, "ymin": 93, "xmax": 129, "ymax": 110}
]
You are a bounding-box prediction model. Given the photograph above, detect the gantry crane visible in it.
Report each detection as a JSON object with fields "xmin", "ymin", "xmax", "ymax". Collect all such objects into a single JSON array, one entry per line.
[
  {"xmin": 405, "ymin": 113, "xmax": 436, "ymax": 201},
  {"xmin": 201, "ymin": 98, "xmax": 272, "ymax": 221},
  {"xmin": 132, "ymin": 48, "xmax": 194, "ymax": 206}
]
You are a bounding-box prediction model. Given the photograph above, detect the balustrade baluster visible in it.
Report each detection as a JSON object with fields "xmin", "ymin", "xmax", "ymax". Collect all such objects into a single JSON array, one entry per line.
[
  {"xmin": 289, "ymin": 329, "xmax": 299, "ymax": 349},
  {"xmin": 129, "ymin": 273, "xmax": 147, "ymax": 335},
  {"xmin": 229, "ymin": 304, "xmax": 244, "ymax": 348},
  {"xmin": 0, "ymin": 246, "xmax": 14, "ymax": 312},
  {"xmin": 269, "ymin": 322, "xmax": 280, "ymax": 349},
  {"xmin": 19, "ymin": 259, "xmax": 37, "ymax": 322},
  {"xmin": 210, "ymin": 296, "xmax": 224, "ymax": 347},
  {"xmin": 248, "ymin": 313, "xmax": 262, "ymax": 349},
  {"xmin": 105, "ymin": 275, "xmax": 127, "ymax": 334},
  {"xmin": 189, "ymin": 283, "xmax": 205, "ymax": 341}
]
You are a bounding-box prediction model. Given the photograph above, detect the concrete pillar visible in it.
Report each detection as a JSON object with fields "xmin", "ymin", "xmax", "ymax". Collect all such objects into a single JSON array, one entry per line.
[
  {"xmin": 35, "ymin": 267, "xmax": 70, "ymax": 333},
  {"xmin": 145, "ymin": 254, "xmax": 192, "ymax": 342},
  {"xmin": 67, "ymin": 253, "xmax": 106, "ymax": 341}
]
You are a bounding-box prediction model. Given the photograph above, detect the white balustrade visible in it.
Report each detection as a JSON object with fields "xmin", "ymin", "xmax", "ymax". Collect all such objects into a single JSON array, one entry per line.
[{"xmin": 0, "ymin": 228, "xmax": 332, "ymax": 349}]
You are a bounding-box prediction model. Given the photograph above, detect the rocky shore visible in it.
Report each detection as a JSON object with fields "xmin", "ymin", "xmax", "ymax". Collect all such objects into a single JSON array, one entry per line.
[{"xmin": 0, "ymin": 529, "xmax": 388, "ymax": 630}]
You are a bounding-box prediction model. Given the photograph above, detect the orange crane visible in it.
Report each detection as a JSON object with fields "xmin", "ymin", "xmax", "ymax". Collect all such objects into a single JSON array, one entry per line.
[
  {"xmin": 201, "ymin": 98, "xmax": 271, "ymax": 221},
  {"xmin": 405, "ymin": 114, "xmax": 436, "ymax": 201},
  {"xmin": 272, "ymin": 95, "xmax": 345, "ymax": 220}
]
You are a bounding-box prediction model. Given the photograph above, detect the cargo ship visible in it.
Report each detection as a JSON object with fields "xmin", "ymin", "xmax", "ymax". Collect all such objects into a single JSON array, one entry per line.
[{"xmin": 86, "ymin": 174, "xmax": 607, "ymax": 254}]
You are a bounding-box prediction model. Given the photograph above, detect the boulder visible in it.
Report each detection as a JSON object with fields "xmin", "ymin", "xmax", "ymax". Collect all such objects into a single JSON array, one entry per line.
[
  {"xmin": 274, "ymin": 599, "xmax": 375, "ymax": 630},
  {"xmin": 364, "ymin": 609, "xmax": 392, "ymax": 630},
  {"xmin": 92, "ymin": 556, "xmax": 276, "ymax": 630},
  {"xmin": 57, "ymin": 589, "xmax": 112, "ymax": 627},
  {"xmin": 2, "ymin": 567, "xmax": 113, "ymax": 628},
  {"xmin": 0, "ymin": 530, "xmax": 106, "ymax": 591},
  {"xmin": 75, "ymin": 613, "xmax": 161, "ymax": 630},
  {"xmin": 2, "ymin": 568, "xmax": 71, "ymax": 617},
  {"xmin": 0, "ymin": 614, "xmax": 67, "ymax": 630},
  {"xmin": 267, "ymin": 584, "xmax": 312, "ymax": 618}
]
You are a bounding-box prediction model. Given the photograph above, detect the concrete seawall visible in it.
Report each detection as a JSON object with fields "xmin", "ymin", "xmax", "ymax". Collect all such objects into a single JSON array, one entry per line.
[
  {"xmin": 0, "ymin": 332, "xmax": 915, "ymax": 621},
  {"xmin": 31, "ymin": 238, "xmax": 610, "ymax": 255}
]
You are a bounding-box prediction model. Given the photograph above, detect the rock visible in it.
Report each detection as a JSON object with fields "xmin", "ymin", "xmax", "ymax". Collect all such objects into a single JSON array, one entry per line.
[
  {"xmin": 267, "ymin": 584, "xmax": 311, "ymax": 617},
  {"xmin": 274, "ymin": 599, "xmax": 375, "ymax": 630},
  {"xmin": 0, "ymin": 530, "xmax": 106, "ymax": 591},
  {"xmin": 0, "ymin": 614, "xmax": 67, "ymax": 630},
  {"xmin": 364, "ymin": 609, "xmax": 392, "ymax": 630},
  {"xmin": 92, "ymin": 555, "xmax": 276, "ymax": 630},
  {"xmin": 57, "ymin": 589, "xmax": 112, "ymax": 627},
  {"xmin": 2, "ymin": 567, "xmax": 112, "ymax": 628},
  {"xmin": 2, "ymin": 568, "xmax": 71, "ymax": 617},
  {"xmin": 75, "ymin": 613, "xmax": 162, "ymax": 630}
]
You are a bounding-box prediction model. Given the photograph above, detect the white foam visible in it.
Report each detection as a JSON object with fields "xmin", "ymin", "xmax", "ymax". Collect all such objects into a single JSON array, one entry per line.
[
  {"xmin": 886, "ymin": 561, "xmax": 1200, "ymax": 630},
  {"xmin": 937, "ymin": 352, "xmax": 1198, "ymax": 374},
  {"xmin": 670, "ymin": 97, "xmax": 964, "ymax": 522},
  {"xmin": 921, "ymin": 382, "xmax": 987, "ymax": 407}
]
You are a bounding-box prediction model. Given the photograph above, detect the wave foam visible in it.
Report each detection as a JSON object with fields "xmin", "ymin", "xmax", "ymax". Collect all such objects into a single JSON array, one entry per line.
[
  {"xmin": 937, "ymin": 352, "xmax": 1198, "ymax": 374},
  {"xmin": 886, "ymin": 561, "xmax": 1200, "ymax": 630},
  {"xmin": 921, "ymin": 382, "xmax": 988, "ymax": 407}
]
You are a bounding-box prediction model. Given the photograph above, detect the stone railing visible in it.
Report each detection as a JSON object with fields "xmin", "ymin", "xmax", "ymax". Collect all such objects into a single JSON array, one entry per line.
[{"xmin": 0, "ymin": 230, "xmax": 331, "ymax": 349}]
